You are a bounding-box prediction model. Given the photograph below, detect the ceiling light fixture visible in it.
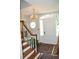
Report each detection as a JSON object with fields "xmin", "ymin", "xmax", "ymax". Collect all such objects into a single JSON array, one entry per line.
[
  {"xmin": 30, "ymin": 8, "xmax": 38, "ymax": 29},
  {"xmin": 30, "ymin": 9, "xmax": 38, "ymax": 20}
]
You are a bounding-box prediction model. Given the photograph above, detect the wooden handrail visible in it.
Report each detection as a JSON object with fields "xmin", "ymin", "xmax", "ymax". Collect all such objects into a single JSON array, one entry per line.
[
  {"xmin": 20, "ymin": 20, "xmax": 37, "ymax": 36},
  {"xmin": 23, "ymin": 23, "xmax": 37, "ymax": 36}
]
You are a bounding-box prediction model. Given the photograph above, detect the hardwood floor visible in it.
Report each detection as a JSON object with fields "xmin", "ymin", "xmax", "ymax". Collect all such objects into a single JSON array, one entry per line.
[
  {"xmin": 39, "ymin": 53, "xmax": 58, "ymax": 59},
  {"xmin": 38, "ymin": 43, "xmax": 59, "ymax": 59},
  {"xmin": 38, "ymin": 43, "xmax": 54, "ymax": 54}
]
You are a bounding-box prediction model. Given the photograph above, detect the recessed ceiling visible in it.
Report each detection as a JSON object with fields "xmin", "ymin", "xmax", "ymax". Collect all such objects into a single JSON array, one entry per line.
[{"xmin": 21, "ymin": 0, "xmax": 59, "ymax": 17}]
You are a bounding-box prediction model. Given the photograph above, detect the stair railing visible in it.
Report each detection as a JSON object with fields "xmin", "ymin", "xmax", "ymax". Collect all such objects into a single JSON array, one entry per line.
[{"xmin": 20, "ymin": 20, "xmax": 38, "ymax": 52}]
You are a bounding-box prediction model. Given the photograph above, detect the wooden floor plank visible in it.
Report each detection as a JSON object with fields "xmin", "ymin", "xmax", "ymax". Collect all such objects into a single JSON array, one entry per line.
[
  {"xmin": 27, "ymin": 52, "xmax": 38, "ymax": 59},
  {"xmin": 23, "ymin": 48, "xmax": 34, "ymax": 58}
]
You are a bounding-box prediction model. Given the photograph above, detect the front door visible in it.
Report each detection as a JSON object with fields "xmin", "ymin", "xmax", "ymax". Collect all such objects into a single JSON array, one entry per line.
[{"xmin": 39, "ymin": 13, "xmax": 58, "ymax": 44}]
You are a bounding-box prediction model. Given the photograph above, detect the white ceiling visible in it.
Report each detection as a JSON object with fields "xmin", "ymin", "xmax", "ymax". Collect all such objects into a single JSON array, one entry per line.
[{"xmin": 21, "ymin": 0, "xmax": 59, "ymax": 17}]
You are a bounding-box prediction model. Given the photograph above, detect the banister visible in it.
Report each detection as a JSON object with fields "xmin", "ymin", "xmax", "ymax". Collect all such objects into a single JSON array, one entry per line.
[
  {"xmin": 20, "ymin": 20, "xmax": 37, "ymax": 36},
  {"xmin": 20, "ymin": 20, "xmax": 38, "ymax": 52},
  {"xmin": 23, "ymin": 23, "xmax": 37, "ymax": 36}
]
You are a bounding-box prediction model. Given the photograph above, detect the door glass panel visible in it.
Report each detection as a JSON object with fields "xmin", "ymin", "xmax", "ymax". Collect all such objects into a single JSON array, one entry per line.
[{"xmin": 39, "ymin": 20, "xmax": 44, "ymax": 36}]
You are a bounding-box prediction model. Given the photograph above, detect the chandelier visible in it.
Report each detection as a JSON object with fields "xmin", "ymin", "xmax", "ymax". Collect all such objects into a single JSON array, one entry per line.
[
  {"xmin": 30, "ymin": 9, "xmax": 38, "ymax": 20},
  {"xmin": 30, "ymin": 9, "xmax": 38, "ymax": 29}
]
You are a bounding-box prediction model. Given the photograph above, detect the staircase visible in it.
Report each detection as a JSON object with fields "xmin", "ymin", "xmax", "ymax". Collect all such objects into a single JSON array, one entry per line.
[
  {"xmin": 22, "ymin": 39, "xmax": 40, "ymax": 59},
  {"xmin": 20, "ymin": 20, "xmax": 40, "ymax": 59}
]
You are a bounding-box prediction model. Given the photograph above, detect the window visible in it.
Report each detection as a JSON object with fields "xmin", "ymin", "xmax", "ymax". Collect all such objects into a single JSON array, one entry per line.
[{"xmin": 39, "ymin": 20, "xmax": 44, "ymax": 36}]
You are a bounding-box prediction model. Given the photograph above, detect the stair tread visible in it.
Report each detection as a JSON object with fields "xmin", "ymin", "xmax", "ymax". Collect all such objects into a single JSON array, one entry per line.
[
  {"xmin": 22, "ymin": 40, "xmax": 25, "ymax": 43},
  {"xmin": 22, "ymin": 40, "xmax": 27, "ymax": 43},
  {"xmin": 22, "ymin": 41, "xmax": 28, "ymax": 45},
  {"xmin": 22, "ymin": 44, "xmax": 29, "ymax": 49},
  {"xmin": 23, "ymin": 48, "xmax": 34, "ymax": 58},
  {"xmin": 27, "ymin": 52, "xmax": 38, "ymax": 59}
]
